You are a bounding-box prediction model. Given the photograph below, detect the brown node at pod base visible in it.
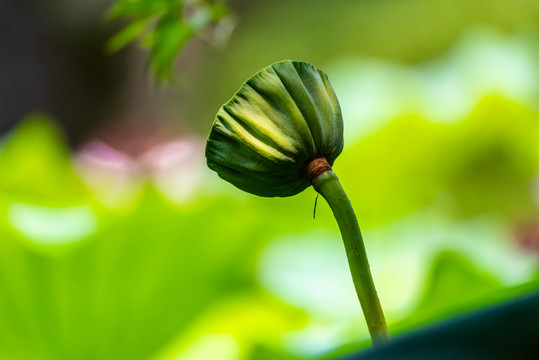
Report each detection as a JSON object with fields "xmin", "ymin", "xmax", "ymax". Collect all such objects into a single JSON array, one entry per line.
[{"xmin": 303, "ymin": 157, "xmax": 332, "ymax": 185}]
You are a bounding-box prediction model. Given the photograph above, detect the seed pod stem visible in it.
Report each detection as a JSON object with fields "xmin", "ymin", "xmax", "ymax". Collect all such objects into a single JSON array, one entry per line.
[
  {"xmin": 310, "ymin": 160, "xmax": 390, "ymax": 346},
  {"xmin": 206, "ymin": 60, "xmax": 389, "ymax": 346}
]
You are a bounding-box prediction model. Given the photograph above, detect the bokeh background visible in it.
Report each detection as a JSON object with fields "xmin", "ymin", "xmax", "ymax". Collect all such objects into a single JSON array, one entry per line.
[{"xmin": 1, "ymin": 0, "xmax": 538, "ymax": 359}]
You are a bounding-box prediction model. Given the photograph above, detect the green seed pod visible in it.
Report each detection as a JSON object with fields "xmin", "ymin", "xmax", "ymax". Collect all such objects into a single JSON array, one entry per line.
[{"xmin": 205, "ymin": 60, "xmax": 344, "ymax": 197}]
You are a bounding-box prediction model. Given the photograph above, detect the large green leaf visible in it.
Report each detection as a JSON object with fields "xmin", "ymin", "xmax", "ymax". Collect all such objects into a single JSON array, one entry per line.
[{"xmin": 0, "ymin": 118, "xmax": 309, "ymax": 359}]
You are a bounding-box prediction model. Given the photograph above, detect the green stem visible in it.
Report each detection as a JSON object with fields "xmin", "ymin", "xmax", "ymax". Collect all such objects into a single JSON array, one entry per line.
[{"xmin": 313, "ymin": 171, "xmax": 390, "ymax": 346}]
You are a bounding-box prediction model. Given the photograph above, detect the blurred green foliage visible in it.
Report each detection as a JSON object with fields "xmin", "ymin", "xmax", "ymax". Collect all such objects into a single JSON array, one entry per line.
[
  {"xmin": 3, "ymin": 1, "xmax": 539, "ymax": 358},
  {"xmin": 1, "ymin": 91, "xmax": 538, "ymax": 359},
  {"xmin": 107, "ymin": 0, "xmax": 232, "ymax": 80},
  {"xmin": 107, "ymin": 0, "xmax": 539, "ymax": 86},
  {"xmin": 0, "ymin": 117, "xmax": 303, "ymax": 359},
  {"xmin": 338, "ymin": 96, "xmax": 539, "ymax": 227}
]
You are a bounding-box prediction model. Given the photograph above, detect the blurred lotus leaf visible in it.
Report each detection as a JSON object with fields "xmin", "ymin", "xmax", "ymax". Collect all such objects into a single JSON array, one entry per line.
[
  {"xmin": 0, "ymin": 117, "xmax": 307, "ymax": 359},
  {"xmin": 338, "ymin": 96, "xmax": 539, "ymax": 227}
]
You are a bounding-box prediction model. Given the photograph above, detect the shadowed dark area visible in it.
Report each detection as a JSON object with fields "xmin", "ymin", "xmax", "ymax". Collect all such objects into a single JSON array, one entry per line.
[
  {"xmin": 0, "ymin": 0, "xmax": 128, "ymax": 146},
  {"xmin": 339, "ymin": 291, "xmax": 539, "ymax": 360}
]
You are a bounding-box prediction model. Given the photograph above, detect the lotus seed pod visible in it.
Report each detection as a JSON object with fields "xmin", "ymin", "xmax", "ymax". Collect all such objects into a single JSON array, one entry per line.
[{"xmin": 205, "ymin": 60, "xmax": 344, "ymax": 197}]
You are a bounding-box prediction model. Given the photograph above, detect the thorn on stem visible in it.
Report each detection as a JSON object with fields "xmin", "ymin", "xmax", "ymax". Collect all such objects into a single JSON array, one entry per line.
[{"xmin": 313, "ymin": 193, "xmax": 320, "ymax": 219}]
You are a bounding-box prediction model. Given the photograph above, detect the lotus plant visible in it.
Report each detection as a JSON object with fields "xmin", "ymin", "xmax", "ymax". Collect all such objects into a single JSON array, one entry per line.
[{"xmin": 205, "ymin": 60, "xmax": 390, "ymax": 345}]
